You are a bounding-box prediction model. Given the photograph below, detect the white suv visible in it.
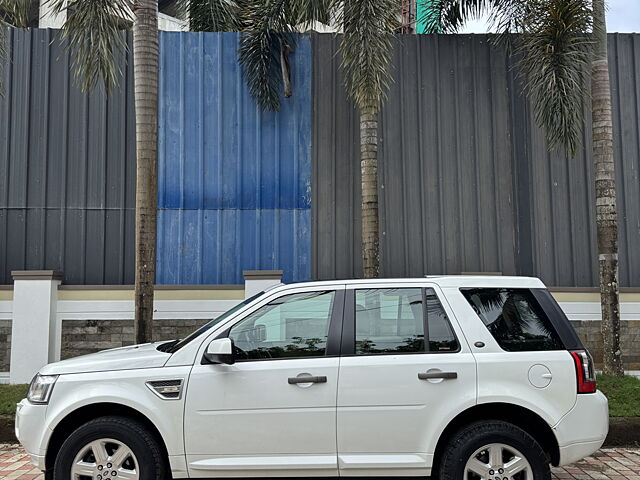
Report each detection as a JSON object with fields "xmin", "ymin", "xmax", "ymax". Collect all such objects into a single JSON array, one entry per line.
[{"xmin": 16, "ymin": 276, "xmax": 608, "ymax": 480}]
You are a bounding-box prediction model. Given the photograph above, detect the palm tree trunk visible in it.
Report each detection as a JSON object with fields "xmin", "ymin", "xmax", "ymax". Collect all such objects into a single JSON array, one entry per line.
[
  {"xmin": 592, "ymin": 0, "xmax": 623, "ymax": 376},
  {"xmin": 361, "ymin": 106, "xmax": 380, "ymax": 278},
  {"xmin": 133, "ymin": 0, "xmax": 159, "ymax": 344}
]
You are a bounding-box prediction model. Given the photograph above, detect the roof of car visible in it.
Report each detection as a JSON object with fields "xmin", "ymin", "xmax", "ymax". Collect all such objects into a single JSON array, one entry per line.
[{"xmin": 274, "ymin": 275, "xmax": 546, "ymax": 290}]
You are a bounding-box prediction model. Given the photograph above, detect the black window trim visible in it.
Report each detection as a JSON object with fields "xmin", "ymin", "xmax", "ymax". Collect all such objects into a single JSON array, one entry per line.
[
  {"xmin": 530, "ymin": 288, "xmax": 584, "ymax": 350},
  {"xmin": 341, "ymin": 287, "xmax": 461, "ymax": 357},
  {"xmin": 214, "ymin": 288, "xmax": 346, "ymax": 363}
]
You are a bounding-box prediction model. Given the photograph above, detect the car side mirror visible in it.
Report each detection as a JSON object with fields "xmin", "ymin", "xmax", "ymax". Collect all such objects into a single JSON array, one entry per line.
[{"xmin": 203, "ymin": 338, "xmax": 235, "ymax": 365}]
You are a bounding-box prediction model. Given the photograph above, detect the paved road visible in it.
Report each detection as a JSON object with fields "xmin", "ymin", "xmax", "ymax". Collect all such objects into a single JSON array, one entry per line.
[{"xmin": 0, "ymin": 445, "xmax": 638, "ymax": 479}]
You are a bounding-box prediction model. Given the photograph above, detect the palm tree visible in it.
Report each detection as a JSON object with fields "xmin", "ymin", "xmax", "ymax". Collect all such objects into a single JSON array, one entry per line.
[
  {"xmin": 339, "ymin": 0, "xmax": 397, "ymax": 278},
  {"xmin": 424, "ymin": 0, "xmax": 622, "ymax": 375},
  {"xmin": 46, "ymin": 0, "xmax": 160, "ymax": 344},
  {"xmin": 591, "ymin": 0, "xmax": 622, "ymax": 376},
  {"xmin": 132, "ymin": 0, "xmax": 160, "ymax": 344}
]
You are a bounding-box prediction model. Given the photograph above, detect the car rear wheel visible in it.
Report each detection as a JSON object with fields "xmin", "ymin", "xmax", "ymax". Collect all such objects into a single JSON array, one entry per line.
[
  {"xmin": 53, "ymin": 416, "xmax": 166, "ymax": 480},
  {"xmin": 439, "ymin": 420, "xmax": 551, "ymax": 480}
]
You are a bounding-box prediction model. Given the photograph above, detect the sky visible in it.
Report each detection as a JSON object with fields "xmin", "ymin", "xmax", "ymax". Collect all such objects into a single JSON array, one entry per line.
[{"xmin": 461, "ymin": 0, "xmax": 640, "ymax": 33}]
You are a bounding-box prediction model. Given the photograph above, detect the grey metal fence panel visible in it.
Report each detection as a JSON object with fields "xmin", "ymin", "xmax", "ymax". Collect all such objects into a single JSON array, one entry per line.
[
  {"xmin": 0, "ymin": 28, "xmax": 135, "ymax": 285},
  {"xmin": 610, "ymin": 34, "xmax": 640, "ymax": 288},
  {"xmin": 312, "ymin": 33, "xmax": 640, "ymax": 287}
]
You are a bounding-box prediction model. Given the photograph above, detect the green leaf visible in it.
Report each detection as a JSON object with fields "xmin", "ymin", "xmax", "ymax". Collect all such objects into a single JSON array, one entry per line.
[
  {"xmin": 239, "ymin": 0, "xmax": 335, "ymax": 111},
  {"xmin": 338, "ymin": 0, "xmax": 398, "ymax": 112},
  {"xmin": 510, "ymin": 0, "xmax": 593, "ymax": 155},
  {"xmin": 425, "ymin": 0, "xmax": 593, "ymax": 155},
  {"xmin": 45, "ymin": 0, "xmax": 132, "ymax": 92},
  {"xmin": 0, "ymin": 0, "xmax": 32, "ymax": 28},
  {"xmin": 238, "ymin": 0, "xmax": 292, "ymax": 111}
]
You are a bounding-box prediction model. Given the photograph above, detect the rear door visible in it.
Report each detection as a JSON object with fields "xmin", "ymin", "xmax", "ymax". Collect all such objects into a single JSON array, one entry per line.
[{"xmin": 336, "ymin": 283, "xmax": 477, "ymax": 477}]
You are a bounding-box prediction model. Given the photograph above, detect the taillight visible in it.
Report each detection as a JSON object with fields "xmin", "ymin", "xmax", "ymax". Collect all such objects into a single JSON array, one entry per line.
[{"xmin": 570, "ymin": 350, "xmax": 597, "ymax": 394}]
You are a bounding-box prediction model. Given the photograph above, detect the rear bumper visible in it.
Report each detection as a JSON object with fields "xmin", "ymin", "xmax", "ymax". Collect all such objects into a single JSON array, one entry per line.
[
  {"xmin": 553, "ymin": 390, "xmax": 609, "ymax": 466},
  {"xmin": 559, "ymin": 440, "xmax": 606, "ymax": 466}
]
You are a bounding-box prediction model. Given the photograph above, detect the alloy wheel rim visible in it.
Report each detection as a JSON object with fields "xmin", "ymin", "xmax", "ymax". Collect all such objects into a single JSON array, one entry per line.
[
  {"xmin": 464, "ymin": 442, "xmax": 532, "ymax": 480},
  {"xmin": 71, "ymin": 438, "xmax": 139, "ymax": 480}
]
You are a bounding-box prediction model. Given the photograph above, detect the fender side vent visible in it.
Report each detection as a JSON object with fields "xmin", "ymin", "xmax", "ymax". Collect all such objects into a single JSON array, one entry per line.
[{"xmin": 146, "ymin": 379, "xmax": 184, "ymax": 400}]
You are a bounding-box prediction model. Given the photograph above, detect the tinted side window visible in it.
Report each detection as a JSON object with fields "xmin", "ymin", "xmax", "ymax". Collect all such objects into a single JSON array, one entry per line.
[
  {"xmin": 426, "ymin": 289, "xmax": 459, "ymax": 352},
  {"xmin": 460, "ymin": 288, "xmax": 564, "ymax": 352},
  {"xmin": 356, "ymin": 288, "xmax": 425, "ymax": 354},
  {"xmin": 229, "ymin": 291, "xmax": 335, "ymax": 360},
  {"xmin": 354, "ymin": 288, "xmax": 459, "ymax": 355}
]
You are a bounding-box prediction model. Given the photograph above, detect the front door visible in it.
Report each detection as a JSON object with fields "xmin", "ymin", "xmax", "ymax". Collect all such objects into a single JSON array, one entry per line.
[
  {"xmin": 184, "ymin": 286, "xmax": 344, "ymax": 477},
  {"xmin": 336, "ymin": 284, "xmax": 477, "ymax": 477}
]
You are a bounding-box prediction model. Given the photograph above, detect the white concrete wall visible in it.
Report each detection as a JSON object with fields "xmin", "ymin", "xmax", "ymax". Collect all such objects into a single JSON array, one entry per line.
[
  {"xmin": 10, "ymin": 272, "xmax": 62, "ymax": 384},
  {"xmin": 158, "ymin": 12, "xmax": 188, "ymax": 31},
  {"xmin": 558, "ymin": 300, "xmax": 640, "ymax": 322}
]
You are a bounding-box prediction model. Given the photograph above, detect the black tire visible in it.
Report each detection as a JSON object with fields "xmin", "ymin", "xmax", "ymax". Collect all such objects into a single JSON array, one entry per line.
[
  {"xmin": 439, "ymin": 420, "xmax": 551, "ymax": 480},
  {"xmin": 53, "ymin": 416, "xmax": 167, "ymax": 480}
]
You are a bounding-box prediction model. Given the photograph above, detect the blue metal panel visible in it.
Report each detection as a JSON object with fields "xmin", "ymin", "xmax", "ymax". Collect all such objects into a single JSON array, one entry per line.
[{"xmin": 157, "ymin": 32, "xmax": 312, "ymax": 285}]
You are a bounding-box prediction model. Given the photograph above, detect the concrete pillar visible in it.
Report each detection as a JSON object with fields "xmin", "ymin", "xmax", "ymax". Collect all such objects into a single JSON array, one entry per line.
[
  {"xmin": 10, "ymin": 271, "xmax": 62, "ymax": 384},
  {"xmin": 39, "ymin": 0, "xmax": 66, "ymax": 29},
  {"xmin": 243, "ymin": 270, "xmax": 283, "ymax": 299}
]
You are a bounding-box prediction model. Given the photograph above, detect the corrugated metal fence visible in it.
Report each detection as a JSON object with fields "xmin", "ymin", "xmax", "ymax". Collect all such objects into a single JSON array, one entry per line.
[
  {"xmin": 313, "ymin": 33, "xmax": 640, "ymax": 287},
  {"xmin": 1, "ymin": 30, "xmax": 638, "ymax": 287},
  {"xmin": 157, "ymin": 32, "xmax": 312, "ymax": 285},
  {"xmin": 0, "ymin": 28, "xmax": 136, "ymax": 285}
]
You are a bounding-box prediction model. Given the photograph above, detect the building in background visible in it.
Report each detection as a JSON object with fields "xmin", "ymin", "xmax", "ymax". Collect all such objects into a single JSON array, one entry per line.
[
  {"xmin": 415, "ymin": 0, "xmax": 440, "ymax": 33},
  {"xmin": 0, "ymin": 0, "xmax": 187, "ymax": 30}
]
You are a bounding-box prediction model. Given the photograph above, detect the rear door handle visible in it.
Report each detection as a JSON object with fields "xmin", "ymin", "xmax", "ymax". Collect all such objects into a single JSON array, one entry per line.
[
  {"xmin": 288, "ymin": 375, "xmax": 327, "ymax": 384},
  {"xmin": 418, "ymin": 371, "xmax": 458, "ymax": 380}
]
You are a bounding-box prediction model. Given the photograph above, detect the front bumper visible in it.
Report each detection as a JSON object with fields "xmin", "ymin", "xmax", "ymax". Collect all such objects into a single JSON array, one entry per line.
[
  {"xmin": 554, "ymin": 390, "xmax": 609, "ymax": 466},
  {"xmin": 15, "ymin": 399, "xmax": 48, "ymax": 470}
]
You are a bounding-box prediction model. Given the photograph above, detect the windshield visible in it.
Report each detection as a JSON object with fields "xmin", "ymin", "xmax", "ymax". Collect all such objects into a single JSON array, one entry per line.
[{"xmin": 164, "ymin": 291, "xmax": 265, "ymax": 353}]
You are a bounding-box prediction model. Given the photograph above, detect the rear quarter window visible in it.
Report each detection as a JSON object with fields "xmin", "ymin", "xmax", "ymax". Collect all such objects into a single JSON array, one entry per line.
[{"xmin": 460, "ymin": 288, "xmax": 564, "ymax": 352}]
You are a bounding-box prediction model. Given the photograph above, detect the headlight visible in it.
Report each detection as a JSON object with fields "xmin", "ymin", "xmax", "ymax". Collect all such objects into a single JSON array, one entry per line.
[{"xmin": 27, "ymin": 374, "xmax": 58, "ymax": 404}]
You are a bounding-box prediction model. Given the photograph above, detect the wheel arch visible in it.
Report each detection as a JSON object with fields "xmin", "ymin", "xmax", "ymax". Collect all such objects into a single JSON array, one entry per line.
[
  {"xmin": 44, "ymin": 402, "xmax": 170, "ymax": 475},
  {"xmin": 432, "ymin": 402, "xmax": 560, "ymax": 476}
]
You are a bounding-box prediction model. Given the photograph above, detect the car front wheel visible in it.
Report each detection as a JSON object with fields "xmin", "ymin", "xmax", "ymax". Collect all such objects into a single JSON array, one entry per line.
[
  {"xmin": 53, "ymin": 416, "xmax": 167, "ymax": 480},
  {"xmin": 439, "ymin": 420, "xmax": 551, "ymax": 480}
]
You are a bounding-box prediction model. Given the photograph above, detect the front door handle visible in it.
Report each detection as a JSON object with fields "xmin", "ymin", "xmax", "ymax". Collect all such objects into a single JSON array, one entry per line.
[
  {"xmin": 418, "ymin": 371, "xmax": 458, "ymax": 380},
  {"xmin": 288, "ymin": 375, "xmax": 327, "ymax": 384}
]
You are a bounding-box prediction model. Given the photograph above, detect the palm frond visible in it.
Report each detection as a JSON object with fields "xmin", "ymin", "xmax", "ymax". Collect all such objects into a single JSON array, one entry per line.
[
  {"xmin": 419, "ymin": 0, "xmax": 495, "ymax": 34},
  {"xmin": 0, "ymin": 0, "xmax": 32, "ymax": 28},
  {"xmin": 338, "ymin": 0, "xmax": 398, "ymax": 112},
  {"xmin": 510, "ymin": 0, "xmax": 593, "ymax": 155},
  {"xmin": 175, "ymin": 0, "xmax": 241, "ymax": 32},
  {"xmin": 46, "ymin": 0, "xmax": 132, "ymax": 92},
  {"xmin": 238, "ymin": 0, "xmax": 333, "ymax": 111},
  {"xmin": 427, "ymin": 0, "xmax": 593, "ymax": 156},
  {"xmin": 239, "ymin": 0, "xmax": 292, "ymax": 111},
  {"xmin": 288, "ymin": 0, "xmax": 333, "ymax": 26}
]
